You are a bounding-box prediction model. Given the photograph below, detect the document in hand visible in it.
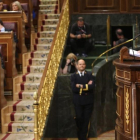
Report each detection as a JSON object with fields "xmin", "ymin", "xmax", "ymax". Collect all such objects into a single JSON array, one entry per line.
[{"xmin": 129, "ymin": 49, "xmax": 140, "ymax": 57}]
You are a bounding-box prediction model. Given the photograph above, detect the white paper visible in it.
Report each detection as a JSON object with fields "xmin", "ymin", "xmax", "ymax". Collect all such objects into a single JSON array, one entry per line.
[{"xmin": 129, "ymin": 49, "xmax": 140, "ymax": 57}]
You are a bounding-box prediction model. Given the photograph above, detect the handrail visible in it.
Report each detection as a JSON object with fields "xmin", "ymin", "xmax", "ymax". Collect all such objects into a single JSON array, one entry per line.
[
  {"xmin": 33, "ymin": 0, "xmax": 70, "ymax": 139},
  {"xmin": 91, "ymin": 39, "xmax": 133, "ymax": 75}
]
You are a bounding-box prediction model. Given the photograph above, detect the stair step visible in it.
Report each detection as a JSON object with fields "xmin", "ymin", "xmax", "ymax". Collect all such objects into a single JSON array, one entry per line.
[
  {"xmin": 39, "ymin": 0, "xmax": 58, "ymax": 5},
  {"xmin": 20, "ymin": 83, "xmax": 40, "ymax": 92},
  {"xmin": 39, "ymin": 9, "xmax": 58, "ymax": 14},
  {"xmin": 15, "ymin": 91, "xmax": 35, "ymax": 100},
  {"xmin": 6, "ymin": 112, "xmax": 34, "ymax": 122},
  {"xmin": 42, "ymin": 19, "xmax": 59, "ymax": 25},
  {"xmin": 27, "ymin": 65, "xmax": 45, "ymax": 73},
  {"xmin": 28, "ymin": 58, "xmax": 47, "ymax": 66},
  {"xmin": 7, "ymin": 122, "xmax": 34, "ymax": 133},
  {"xmin": 8, "ymin": 100, "xmax": 34, "ymax": 113},
  {"xmin": 37, "ymin": 31, "xmax": 55, "ymax": 38},
  {"xmin": 39, "ymin": 14, "xmax": 60, "ymax": 20},
  {"xmin": 35, "ymin": 37, "xmax": 53, "ymax": 44},
  {"xmin": 30, "ymin": 51, "xmax": 49, "ymax": 58},
  {"xmin": 1, "ymin": 133, "xmax": 34, "ymax": 140},
  {"xmin": 41, "ymin": 25, "xmax": 57, "ymax": 31},
  {"xmin": 34, "ymin": 44, "xmax": 51, "ymax": 51},
  {"xmin": 39, "ymin": 4, "xmax": 58, "ymax": 10},
  {"xmin": 22, "ymin": 73, "xmax": 42, "ymax": 83}
]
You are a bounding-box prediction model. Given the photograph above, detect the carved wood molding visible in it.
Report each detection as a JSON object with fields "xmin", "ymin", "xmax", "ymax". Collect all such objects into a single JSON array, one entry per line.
[{"xmin": 70, "ymin": 0, "xmax": 140, "ymax": 13}]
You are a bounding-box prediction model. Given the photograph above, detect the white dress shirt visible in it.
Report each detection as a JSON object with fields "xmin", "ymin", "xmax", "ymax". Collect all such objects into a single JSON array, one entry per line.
[{"xmin": 78, "ymin": 70, "xmax": 85, "ymax": 77}]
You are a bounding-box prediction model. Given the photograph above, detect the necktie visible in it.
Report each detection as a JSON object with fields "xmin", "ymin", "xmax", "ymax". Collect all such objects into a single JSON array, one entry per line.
[{"xmin": 81, "ymin": 73, "xmax": 83, "ymax": 77}]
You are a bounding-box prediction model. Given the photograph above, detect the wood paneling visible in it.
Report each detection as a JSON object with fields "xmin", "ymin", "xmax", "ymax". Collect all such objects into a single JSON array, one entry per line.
[
  {"xmin": 114, "ymin": 58, "xmax": 140, "ymax": 140},
  {"xmin": 70, "ymin": 0, "xmax": 140, "ymax": 13},
  {"xmin": 0, "ymin": 11, "xmax": 27, "ymax": 65},
  {"xmin": 128, "ymin": 0, "xmax": 140, "ymax": 13},
  {"xmin": 0, "ymin": 32, "xmax": 18, "ymax": 91},
  {"xmin": 0, "ymin": 58, "xmax": 7, "ymax": 129}
]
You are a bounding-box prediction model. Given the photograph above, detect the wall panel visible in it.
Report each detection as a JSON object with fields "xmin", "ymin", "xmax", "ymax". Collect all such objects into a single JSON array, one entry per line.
[
  {"xmin": 128, "ymin": 0, "xmax": 140, "ymax": 13},
  {"xmin": 70, "ymin": 0, "xmax": 140, "ymax": 14}
]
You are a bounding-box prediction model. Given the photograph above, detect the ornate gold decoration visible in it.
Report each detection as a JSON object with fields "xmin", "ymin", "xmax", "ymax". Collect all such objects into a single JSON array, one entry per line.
[
  {"xmin": 83, "ymin": 84, "xmax": 88, "ymax": 91},
  {"xmin": 33, "ymin": 0, "xmax": 70, "ymax": 139},
  {"xmin": 125, "ymin": 88, "xmax": 130, "ymax": 130},
  {"xmin": 79, "ymin": 88, "xmax": 82, "ymax": 95}
]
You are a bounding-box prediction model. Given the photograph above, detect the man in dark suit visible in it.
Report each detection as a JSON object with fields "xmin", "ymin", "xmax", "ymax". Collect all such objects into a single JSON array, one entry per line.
[
  {"xmin": 70, "ymin": 17, "xmax": 93, "ymax": 57},
  {"xmin": 71, "ymin": 59, "xmax": 94, "ymax": 140}
]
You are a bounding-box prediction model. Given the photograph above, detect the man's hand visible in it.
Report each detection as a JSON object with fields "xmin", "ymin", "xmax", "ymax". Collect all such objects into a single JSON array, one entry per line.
[
  {"xmin": 66, "ymin": 59, "xmax": 71, "ymax": 65},
  {"xmin": 88, "ymin": 80, "xmax": 93, "ymax": 85},
  {"xmin": 76, "ymin": 84, "xmax": 83, "ymax": 88},
  {"xmin": 77, "ymin": 35, "xmax": 82, "ymax": 39},
  {"xmin": 81, "ymin": 34, "xmax": 86, "ymax": 38},
  {"xmin": 113, "ymin": 41, "xmax": 116, "ymax": 46}
]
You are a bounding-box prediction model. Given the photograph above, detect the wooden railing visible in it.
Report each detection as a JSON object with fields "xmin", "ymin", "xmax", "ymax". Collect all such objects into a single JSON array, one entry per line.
[{"xmin": 33, "ymin": 0, "xmax": 70, "ymax": 139}]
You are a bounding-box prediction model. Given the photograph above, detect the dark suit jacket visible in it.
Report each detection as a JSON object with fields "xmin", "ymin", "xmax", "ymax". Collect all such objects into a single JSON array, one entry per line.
[{"xmin": 71, "ymin": 71, "xmax": 94, "ymax": 105}]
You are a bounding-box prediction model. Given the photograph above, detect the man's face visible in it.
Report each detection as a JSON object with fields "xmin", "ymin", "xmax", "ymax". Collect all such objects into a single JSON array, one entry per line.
[
  {"xmin": 116, "ymin": 29, "xmax": 123, "ymax": 39},
  {"xmin": 77, "ymin": 21, "xmax": 84, "ymax": 27},
  {"xmin": 117, "ymin": 34, "xmax": 122, "ymax": 39},
  {"xmin": 77, "ymin": 60, "xmax": 86, "ymax": 71},
  {"xmin": 0, "ymin": 2, "xmax": 3, "ymax": 11}
]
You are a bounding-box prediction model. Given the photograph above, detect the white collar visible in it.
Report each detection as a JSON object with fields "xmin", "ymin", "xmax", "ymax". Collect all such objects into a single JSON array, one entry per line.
[{"xmin": 78, "ymin": 70, "xmax": 85, "ymax": 77}]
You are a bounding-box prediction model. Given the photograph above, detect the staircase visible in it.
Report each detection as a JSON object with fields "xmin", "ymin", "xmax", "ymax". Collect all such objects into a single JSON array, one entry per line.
[{"xmin": 1, "ymin": 0, "xmax": 60, "ymax": 139}]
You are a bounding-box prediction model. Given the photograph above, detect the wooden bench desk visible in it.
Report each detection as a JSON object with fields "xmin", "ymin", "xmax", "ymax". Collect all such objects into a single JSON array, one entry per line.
[
  {"xmin": 0, "ymin": 11, "xmax": 27, "ymax": 65},
  {"xmin": 0, "ymin": 31, "xmax": 17, "ymax": 91}
]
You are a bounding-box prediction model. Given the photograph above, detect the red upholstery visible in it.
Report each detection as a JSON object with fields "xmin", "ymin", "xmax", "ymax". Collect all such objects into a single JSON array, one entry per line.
[
  {"xmin": 3, "ymin": 22, "xmax": 17, "ymax": 33},
  {"xmin": 3, "ymin": 4, "xmax": 9, "ymax": 11},
  {"xmin": 21, "ymin": 3, "xmax": 29, "ymax": 19},
  {"xmin": 32, "ymin": 0, "xmax": 38, "ymax": 7}
]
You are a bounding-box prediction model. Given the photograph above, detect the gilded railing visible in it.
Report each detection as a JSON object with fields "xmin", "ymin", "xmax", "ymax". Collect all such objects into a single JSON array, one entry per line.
[
  {"xmin": 91, "ymin": 38, "xmax": 133, "ymax": 75},
  {"xmin": 33, "ymin": 0, "xmax": 70, "ymax": 139}
]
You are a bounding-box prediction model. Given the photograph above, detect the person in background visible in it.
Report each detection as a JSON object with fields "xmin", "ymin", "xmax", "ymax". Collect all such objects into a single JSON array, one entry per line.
[
  {"xmin": 0, "ymin": 0, "xmax": 7, "ymax": 11},
  {"xmin": 70, "ymin": 17, "xmax": 93, "ymax": 57},
  {"xmin": 113, "ymin": 28, "xmax": 130, "ymax": 53},
  {"xmin": 12, "ymin": 1, "xmax": 28, "ymax": 23},
  {"xmin": 62, "ymin": 53, "xmax": 78, "ymax": 74},
  {"xmin": 0, "ymin": 18, "xmax": 5, "ymax": 32},
  {"xmin": 71, "ymin": 59, "xmax": 94, "ymax": 140}
]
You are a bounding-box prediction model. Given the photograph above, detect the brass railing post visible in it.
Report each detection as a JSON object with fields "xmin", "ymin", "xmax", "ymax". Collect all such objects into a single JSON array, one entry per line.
[
  {"xmin": 106, "ymin": 15, "xmax": 111, "ymax": 62},
  {"xmin": 33, "ymin": 92, "xmax": 39, "ymax": 140}
]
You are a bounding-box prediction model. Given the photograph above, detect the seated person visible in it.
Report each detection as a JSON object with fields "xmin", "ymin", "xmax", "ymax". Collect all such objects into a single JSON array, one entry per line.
[
  {"xmin": 62, "ymin": 53, "xmax": 78, "ymax": 74},
  {"xmin": 70, "ymin": 17, "xmax": 93, "ymax": 57},
  {"xmin": 0, "ymin": 18, "xmax": 5, "ymax": 32},
  {"xmin": 113, "ymin": 28, "xmax": 131, "ymax": 53},
  {"xmin": 0, "ymin": 0, "xmax": 7, "ymax": 11},
  {"xmin": 12, "ymin": 1, "xmax": 28, "ymax": 24}
]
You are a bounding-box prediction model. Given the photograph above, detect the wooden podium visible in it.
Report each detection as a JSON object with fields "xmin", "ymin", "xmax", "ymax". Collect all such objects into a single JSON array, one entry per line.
[{"xmin": 113, "ymin": 47, "xmax": 140, "ymax": 140}]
